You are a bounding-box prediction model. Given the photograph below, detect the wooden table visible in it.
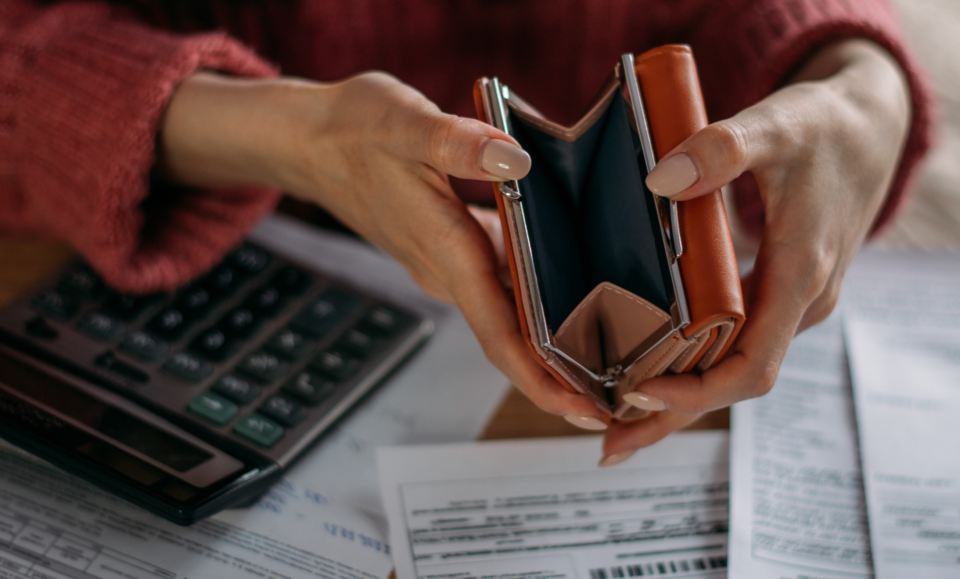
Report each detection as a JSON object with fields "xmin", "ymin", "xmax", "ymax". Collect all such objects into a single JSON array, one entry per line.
[{"xmin": 0, "ymin": 235, "xmax": 729, "ymax": 440}]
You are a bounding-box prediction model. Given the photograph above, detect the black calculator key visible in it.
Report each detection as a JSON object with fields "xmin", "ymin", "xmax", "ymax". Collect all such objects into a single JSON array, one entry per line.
[
  {"xmin": 203, "ymin": 264, "xmax": 243, "ymax": 297},
  {"xmin": 282, "ymin": 371, "xmax": 336, "ymax": 406},
  {"xmin": 237, "ymin": 351, "xmax": 289, "ymax": 384},
  {"xmin": 265, "ymin": 328, "xmax": 315, "ymax": 361},
  {"xmin": 57, "ymin": 266, "xmax": 103, "ymax": 300},
  {"xmin": 271, "ymin": 267, "xmax": 311, "ymax": 296},
  {"xmin": 190, "ymin": 328, "xmax": 239, "ymax": 362},
  {"xmin": 148, "ymin": 308, "xmax": 191, "ymax": 341},
  {"xmin": 95, "ymin": 351, "xmax": 148, "ymax": 384},
  {"xmin": 76, "ymin": 311, "xmax": 125, "ymax": 342},
  {"xmin": 234, "ymin": 414, "xmax": 283, "ymax": 448},
  {"xmin": 337, "ymin": 327, "xmax": 380, "ymax": 358},
  {"xmin": 257, "ymin": 396, "xmax": 305, "ymax": 427},
  {"xmin": 120, "ymin": 331, "xmax": 167, "ymax": 362},
  {"xmin": 245, "ymin": 285, "xmax": 286, "ymax": 318},
  {"xmin": 212, "ymin": 375, "xmax": 261, "ymax": 405},
  {"xmin": 361, "ymin": 306, "xmax": 403, "ymax": 335},
  {"xmin": 229, "ymin": 244, "xmax": 271, "ymax": 275},
  {"xmin": 103, "ymin": 293, "xmax": 162, "ymax": 321},
  {"xmin": 291, "ymin": 287, "xmax": 362, "ymax": 339},
  {"xmin": 25, "ymin": 317, "xmax": 58, "ymax": 340},
  {"xmin": 175, "ymin": 285, "xmax": 213, "ymax": 320},
  {"xmin": 219, "ymin": 307, "xmax": 260, "ymax": 339},
  {"xmin": 162, "ymin": 352, "xmax": 213, "ymax": 383},
  {"xmin": 310, "ymin": 349, "xmax": 362, "ymax": 382},
  {"xmin": 31, "ymin": 289, "xmax": 78, "ymax": 321}
]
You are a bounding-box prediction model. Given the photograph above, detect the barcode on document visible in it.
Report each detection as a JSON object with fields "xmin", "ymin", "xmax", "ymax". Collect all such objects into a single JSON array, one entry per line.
[{"xmin": 589, "ymin": 556, "xmax": 727, "ymax": 578}]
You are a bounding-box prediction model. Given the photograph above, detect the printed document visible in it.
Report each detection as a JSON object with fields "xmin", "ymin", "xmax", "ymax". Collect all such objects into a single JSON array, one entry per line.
[
  {"xmin": 729, "ymin": 313, "xmax": 873, "ymax": 579},
  {"xmin": 378, "ymin": 432, "xmax": 730, "ymax": 579},
  {"xmin": 843, "ymin": 250, "xmax": 960, "ymax": 579}
]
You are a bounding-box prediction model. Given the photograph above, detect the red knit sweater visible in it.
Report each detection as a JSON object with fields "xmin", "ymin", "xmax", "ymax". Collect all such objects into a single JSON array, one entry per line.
[{"xmin": 0, "ymin": 0, "xmax": 933, "ymax": 293}]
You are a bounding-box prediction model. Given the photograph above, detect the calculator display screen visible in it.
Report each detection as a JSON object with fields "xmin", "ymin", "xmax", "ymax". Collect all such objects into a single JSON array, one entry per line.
[{"xmin": 0, "ymin": 350, "xmax": 212, "ymax": 472}]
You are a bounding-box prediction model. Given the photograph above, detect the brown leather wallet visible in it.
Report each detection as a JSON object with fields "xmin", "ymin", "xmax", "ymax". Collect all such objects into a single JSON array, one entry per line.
[{"xmin": 473, "ymin": 45, "xmax": 745, "ymax": 421}]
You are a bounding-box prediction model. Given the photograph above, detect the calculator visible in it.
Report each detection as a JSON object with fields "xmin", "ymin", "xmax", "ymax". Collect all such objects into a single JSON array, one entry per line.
[{"xmin": 0, "ymin": 242, "xmax": 433, "ymax": 524}]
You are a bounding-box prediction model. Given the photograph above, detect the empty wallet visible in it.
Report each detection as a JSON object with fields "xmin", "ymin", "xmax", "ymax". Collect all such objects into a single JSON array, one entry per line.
[{"xmin": 473, "ymin": 45, "xmax": 745, "ymax": 421}]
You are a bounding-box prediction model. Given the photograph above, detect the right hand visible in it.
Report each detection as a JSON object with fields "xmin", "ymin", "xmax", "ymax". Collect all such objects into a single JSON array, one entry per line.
[{"xmin": 158, "ymin": 71, "xmax": 604, "ymax": 423}]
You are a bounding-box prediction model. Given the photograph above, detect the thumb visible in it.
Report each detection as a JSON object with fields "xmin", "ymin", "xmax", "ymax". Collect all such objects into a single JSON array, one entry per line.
[
  {"xmin": 644, "ymin": 116, "xmax": 769, "ymax": 202},
  {"xmin": 415, "ymin": 112, "xmax": 532, "ymax": 182}
]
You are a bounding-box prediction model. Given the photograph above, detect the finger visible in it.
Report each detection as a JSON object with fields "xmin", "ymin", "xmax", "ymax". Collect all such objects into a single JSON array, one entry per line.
[
  {"xmin": 644, "ymin": 100, "xmax": 795, "ymax": 201},
  {"xmin": 602, "ymin": 411, "xmax": 702, "ymax": 458}
]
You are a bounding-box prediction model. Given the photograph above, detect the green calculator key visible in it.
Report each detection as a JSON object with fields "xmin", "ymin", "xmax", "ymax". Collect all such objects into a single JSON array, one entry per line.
[
  {"xmin": 188, "ymin": 393, "xmax": 238, "ymax": 426},
  {"xmin": 234, "ymin": 414, "xmax": 284, "ymax": 448}
]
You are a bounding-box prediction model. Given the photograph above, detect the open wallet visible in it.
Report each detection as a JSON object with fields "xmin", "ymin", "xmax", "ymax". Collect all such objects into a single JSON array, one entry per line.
[{"xmin": 473, "ymin": 45, "xmax": 746, "ymax": 422}]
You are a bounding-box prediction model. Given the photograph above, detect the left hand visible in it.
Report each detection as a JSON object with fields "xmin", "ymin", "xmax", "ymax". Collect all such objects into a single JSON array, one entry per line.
[{"xmin": 599, "ymin": 39, "xmax": 912, "ymax": 465}]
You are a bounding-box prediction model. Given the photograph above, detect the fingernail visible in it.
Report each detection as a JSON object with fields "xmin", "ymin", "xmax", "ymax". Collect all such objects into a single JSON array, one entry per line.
[
  {"xmin": 479, "ymin": 139, "xmax": 531, "ymax": 181},
  {"xmin": 645, "ymin": 153, "xmax": 700, "ymax": 198},
  {"xmin": 599, "ymin": 450, "xmax": 636, "ymax": 468},
  {"xmin": 622, "ymin": 392, "xmax": 666, "ymax": 411},
  {"xmin": 563, "ymin": 414, "xmax": 608, "ymax": 431}
]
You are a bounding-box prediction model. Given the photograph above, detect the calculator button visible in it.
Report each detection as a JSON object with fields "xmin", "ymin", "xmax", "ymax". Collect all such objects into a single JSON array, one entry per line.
[
  {"xmin": 237, "ymin": 351, "xmax": 289, "ymax": 384},
  {"xmin": 203, "ymin": 264, "xmax": 243, "ymax": 297},
  {"xmin": 120, "ymin": 331, "xmax": 167, "ymax": 362},
  {"xmin": 310, "ymin": 349, "xmax": 362, "ymax": 382},
  {"xmin": 31, "ymin": 289, "xmax": 78, "ymax": 321},
  {"xmin": 175, "ymin": 285, "xmax": 213, "ymax": 320},
  {"xmin": 95, "ymin": 351, "xmax": 149, "ymax": 384},
  {"xmin": 245, "ymin": 285, "xmax": 286, "ymax": 318},
  {"xmin": 218, "ymin": 307, "xmax": 260, "ymax": 339},
  {"xmin": 291, "ymin": 287, "xmax": 362, "ymax": 338},
  {"xmin": 162, "ymin": 352, "xmax": 213, "ymax": 383},
  {"xmin": 361, "ymin": 306, "xmax": 403, "ymax": 335},
  {"xmin": 57, "ymin": 266, "xmax": 103, "ymax": 300},
  {"xmin": 265, "ymin": 328, "xmax": 315, "ymax": 361},
  {"xmin": 76, "ymin": 311, "xmax": 125, "ymax": 342},
  {"xmin": 24, "ymin": 317, "xmax": 58, "ymax": 340},
  {"xmin": 337, "ymin": 327, "xmax": 380, "ymax": 359},
  {"xmin": 188, "ymin": 393, "xmax": 238, "ymax": 426},
  {"xmin": 271, "ymin": 267, "xmax": 311, "ymax": 296},
  {"xmin": 282, "ymin": 371, "xmax": 336, "ymax": 406},
  {"xmin": 103, "ymin": 293, "xmax": 162, "ymax": 321},
  {"xmin": 257, "ymin": 396, "xmax": 305, "ymax": 427},
  {"xmin": 233, "ymin": 414, "xmax": 284, "ymax": 448},
  {"xmin": 148, "ymin": 308, "xmax": 191, "ymax": 341},
  {"xmin": 211, "ymin": 375, "xmax": 261, "ymax": 405},
  {"xmin": 229, "ymin": 244, "xmax": 271, "ymax": 275},
  {"xmin": 190, "ymin": 328, "xmax": 239, "ymax": 362}
]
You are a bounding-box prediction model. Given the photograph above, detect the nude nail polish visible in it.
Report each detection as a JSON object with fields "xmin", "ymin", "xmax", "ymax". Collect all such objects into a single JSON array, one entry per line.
[
  {"xmin": 622, "ymin": 392, "xmax": 667, "ymax": 411},
  {"xmin": 563, "ymin": 414, "xmax": 608, "ymax": 431},
  {"xmin": 599, "ymin": 450, "xmax": 636, "ymax": 468},
  {"xmin": 479, "ymin": 139, "xmax": 532, "ymax": 181},
  {"xmin": 645, "ymin": 153, "xmax": 700, "ymax": 198}
]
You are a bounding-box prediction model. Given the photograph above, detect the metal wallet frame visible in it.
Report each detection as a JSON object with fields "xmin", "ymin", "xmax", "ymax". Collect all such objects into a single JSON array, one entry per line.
[{"xmin": 478, "ymin": 53, "xmax": 691, "ymax": 413}]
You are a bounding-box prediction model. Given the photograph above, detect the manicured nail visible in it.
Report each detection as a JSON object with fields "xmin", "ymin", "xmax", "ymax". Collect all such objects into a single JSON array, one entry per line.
[
  {"xmin": 622, "ymin": 392, "xmax": 666, "ymax": 411},
  {"xmin": 563, "ymin": 414, "xmax": 608, "ymax": 431},
  {"xmin": 645, "ymin": 153, "xmax": 700, "ymax": 198},
  {"xmin": 599, "ymin": 450, "xmax": 636, "ymax": 468},
  {"xmin": 479, "ymin": 139, "xmax": 531, "ymax": 181}
]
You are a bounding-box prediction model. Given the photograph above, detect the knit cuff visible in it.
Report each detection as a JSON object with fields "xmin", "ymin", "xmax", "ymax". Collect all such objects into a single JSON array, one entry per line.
[
  {"xmin": 8, "ymin": 4, "xmax": 280, "ymax": 293},
  {"xmin": 689, "ymin": 0, "xmax": 934, "ymax": 239}
]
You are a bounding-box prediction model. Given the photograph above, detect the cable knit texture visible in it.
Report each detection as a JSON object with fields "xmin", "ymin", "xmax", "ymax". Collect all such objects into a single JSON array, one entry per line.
[{"xmin": 0, "ymin": 0, "xmax": 933, "ymax": 291}]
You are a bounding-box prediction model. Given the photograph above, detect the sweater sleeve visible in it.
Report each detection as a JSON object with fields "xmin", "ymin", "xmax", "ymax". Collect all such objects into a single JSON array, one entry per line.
[
  {"xmin": 0, "ymin": 0, "xmax": 281, "ymax": 294},
  {"xmin": 679, "ymin": 0, "xmax": 933, "ymax": 239}
]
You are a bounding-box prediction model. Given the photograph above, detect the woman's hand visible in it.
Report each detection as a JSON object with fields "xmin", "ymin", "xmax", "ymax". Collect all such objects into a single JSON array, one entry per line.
[
  {"xmin": 600, "ymin": 39, "xmax": 912, "ymax": 465},
  {"xmin": 157, "ymin": 71, "xmax": 604, "ymax": 423}
]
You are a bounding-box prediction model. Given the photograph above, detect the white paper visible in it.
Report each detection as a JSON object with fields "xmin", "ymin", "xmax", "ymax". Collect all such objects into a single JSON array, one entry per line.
[
  {"xmin": 378, "ymin": 432, "xmax": 730, "ymax": 579},
  {"xmin": 729, "ymin": 313, "xmax": 873, "ymax": 579},
  {"xmin": 0, "ymin": 444, "xmax": 386, "ymax": 579},
  {"xmin": 843, "ymin": 250, "xmax": 960, "ymax": 579}
]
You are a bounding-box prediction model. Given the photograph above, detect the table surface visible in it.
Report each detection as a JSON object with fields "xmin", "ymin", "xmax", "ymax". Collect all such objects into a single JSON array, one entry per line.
[{"xmin": 0, "ymin": 235, "xmax": 729, "ymax": 441}]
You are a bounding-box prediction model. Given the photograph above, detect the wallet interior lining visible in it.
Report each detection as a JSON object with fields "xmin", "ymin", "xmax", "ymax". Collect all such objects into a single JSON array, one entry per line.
[{"xmin": 508, "ymin": 90, "xmax": 673, "ymax": 346}]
